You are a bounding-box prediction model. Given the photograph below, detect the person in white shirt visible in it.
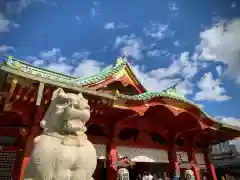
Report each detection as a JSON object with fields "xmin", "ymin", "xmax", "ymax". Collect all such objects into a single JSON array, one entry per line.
[
  {"xmin": 142, "ymin": 171, "xmax": 153, "ymax": 180},
  {"xmin": 148, "ymin": 173, "xmax": 153, "ymax": 180}
]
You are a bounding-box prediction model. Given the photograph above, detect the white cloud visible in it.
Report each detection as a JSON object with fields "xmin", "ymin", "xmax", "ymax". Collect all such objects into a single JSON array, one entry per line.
[
  {"xmin": 173, "ymin": 40, "xmax": 180, "ymax": 46},
  {"xmin": 147, "ymin": 50, "xmax": 162, "ymax": 57},
  {"xmin": 0, "ymin": 14, "xmax": 11, "ymax": 32},
  {"xmin": 197, "ymin": 19, "xmax": 240, "ymax": 84},
  {"xmin": 104, "ymin": 22, "xmax": 128, "ymax": 29},
  {"xmin": 231, "ymin": 3, "xmax": 236, "ymax": 8},
  {"xmin": 26, "ymin": 48, "xmax": 70, "ymax": 66},
  {"xmin": 76, "ymin": 16, "xmax": 81, "ymax": 21},
  {"xmin": 72, "ymin": 60, "xmax": 104, "ymax": 77},
  {"xmin": 36, "ymin": 49, "xmax": 91, "ymax": 66},
  {"xmin": 39, "ymin": 48, "xmax": 61, "ymax": 60},
  {"xmin": 237, "ymin": 76, "xmax": 240, "ymax": 84},
  {"xmin": 130, "ymin": 51, "xmax": 199, "ymax": 95},
  {"xmin": 12, "ymin": 23, "xmax": 20, "ymax": 28},
  {"xmin": 198, "ymin": 104, "xmax": 204, "ymax": 109},
  {"xmin": 90, "ymin": 1, "xmax": 100, "ymax": 17},
  {"xmin": 104, "ymin": 22, "xmax": 115, "ymax": 29},
  {"xmin": 42, "ymin": 59, "xmax": 104, "ymax": 77},
  {"xmin": 117, "ymin": 22, "xmax": 128, "ymax": 29},
  {"xmin": 176, "ymin": 79, "xmax": 194, "ymax": 95},
  {"xmin": 216, "ymin": 116, "xmax": 240, "ymax": 127},
  {"xmin": 147, "ymin": 52, "xmax": 198, "ymax": 80},
  {"xmin": 147, "ymin": 49, "xmax": 175, "ymax": 58},
  {"xmin": 58, "ymin": 56, "xmax": 67, "ymax": 62},
  {"xmin": 168, "ymin": 2, "xmax": 178, "ymax": 11},
  {"xmin": 114, "ymin": 35, "xmax": 144, "ymax": 60},
  {"xmin": 131, "ymin": 64, "xmax": 194, "ymax": 95},
  {"xmin": 131, "ymin": 64, "xmax": 180, "ymax": 92},
  {"xmin": 0, "ymin": 13, "xmax": 20, "ymax": 32},
  {"xmin": 144, "ymin": 22, "xmax": 172, "ymax": 40},
  {"xmin": 26, "ymin": 56, "xmax": 44, "ymax": 66},
  {"xmin": 0, "ymin": 45, "xmax": 15, "ymax": 53},
  {"xmin": 45, "ymin": 63, "xmax": 73, "ymax": 75},
  {"xmin": 28, "ymin": 48, "xmax": 102, "ymax": 77},
  {"xmin": 72, "ymin": 51, "xmax": 90, "ymax": 59},
  {"xmin": 194, "ymin": 72, "xmax": 231, "ymax": 101},
  {"xmin": 216, "ymin": 66, "xmax": 223, "ymax": 76}
]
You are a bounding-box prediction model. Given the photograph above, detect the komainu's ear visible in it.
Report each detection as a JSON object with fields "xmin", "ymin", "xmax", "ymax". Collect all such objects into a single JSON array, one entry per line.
[{"xmin": 51, "ymin": 88, "xmax": 65, "ymax": 100}]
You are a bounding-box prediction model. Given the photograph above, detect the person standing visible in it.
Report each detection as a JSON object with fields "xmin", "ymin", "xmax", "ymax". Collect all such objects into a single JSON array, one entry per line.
[
  {"xmin": 170, "ymin": 171, "xmax": 179, "ymax": 180},
  {"xmin": 163, "ymin": 172, "xmax": 170, "ymax": 180}
]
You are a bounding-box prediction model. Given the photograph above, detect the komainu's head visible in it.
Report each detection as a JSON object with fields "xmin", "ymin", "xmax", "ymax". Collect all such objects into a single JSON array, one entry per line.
[{"xmin": 40, "ymin": 88, "xmax": 90, "ymax": 135}]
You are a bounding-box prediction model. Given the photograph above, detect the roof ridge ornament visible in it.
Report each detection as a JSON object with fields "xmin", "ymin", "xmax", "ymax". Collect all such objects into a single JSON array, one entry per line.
[
  {"xmin": 116, "ymin": 56, "xmax": 127, "ymax": 66},
  {"xmin": 163, "ymin": 83, "xmax": 185, "ymax": 98}
]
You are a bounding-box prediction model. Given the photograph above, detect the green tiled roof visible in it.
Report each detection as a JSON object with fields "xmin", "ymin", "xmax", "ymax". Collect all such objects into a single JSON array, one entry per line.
[
  {"xmin": 1, "ymin": 56, "xmax": 240, "ymax": 132},
  {"xmin": 119, "ymin": 89, "xmax": 240, "ymax": 132},
  {"xmin": 73, "ymin": 57, "xmax": 127, "ymax": 85},
  {"xmin": 1, "ymin": 56, "xmax": 128, "ymax": 86}
]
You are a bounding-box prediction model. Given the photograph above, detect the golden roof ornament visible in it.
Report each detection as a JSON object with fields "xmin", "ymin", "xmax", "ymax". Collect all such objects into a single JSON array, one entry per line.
[{"xmin": 116, "ymin": 56, "xmax": 127, "ymax": 66}]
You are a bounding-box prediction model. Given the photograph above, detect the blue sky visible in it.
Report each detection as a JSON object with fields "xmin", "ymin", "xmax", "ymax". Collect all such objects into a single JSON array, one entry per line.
[{"xmin": 0, "ymin": 0, "xmax": 240, "ymax": 127}]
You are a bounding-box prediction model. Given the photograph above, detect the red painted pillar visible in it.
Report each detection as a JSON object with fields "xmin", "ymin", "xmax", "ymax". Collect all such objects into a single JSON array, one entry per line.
[
  {"xmin": 106, "ymin": 142, "xmax": 118, "ymax": 180},
  {"xmin": 168, "ymin": 147, "xmax": 180, "ymax": 175},
  {"xmin": 19, "ymin": 106, "xmax": 44, "ymax": 180},
  {"xmin": 204, "ymin": 151, "xmax": 217, "ymax": 180},
  {"xmin": 187, "ymin": 149, "xmax": 201, "ymax": 180},
  {"xmin": 19, "ymin": 126, "xmax": 41, "ymax": 180}
]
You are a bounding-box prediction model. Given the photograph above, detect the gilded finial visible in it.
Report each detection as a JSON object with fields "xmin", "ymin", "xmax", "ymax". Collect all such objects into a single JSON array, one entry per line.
[
  {"xmin": 8, "ymin": 56, "xmax": 13, "ymax": 61},
  {"xmin": 116, "ymin": 56, "xmax": 127, "ymax": 66}
]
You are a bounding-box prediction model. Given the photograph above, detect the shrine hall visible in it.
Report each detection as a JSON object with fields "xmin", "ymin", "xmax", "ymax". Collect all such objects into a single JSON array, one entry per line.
[{"xmin": 0, "ymin": 56, "xmax": 240, "ymax": 180}]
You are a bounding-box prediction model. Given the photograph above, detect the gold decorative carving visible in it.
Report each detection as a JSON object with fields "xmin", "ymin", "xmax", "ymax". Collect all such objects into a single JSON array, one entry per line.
[
  {"xmin": 15, "ymin": 95, "xmax": 20, "ymax": 100},
  {"xmin": 20, "ymin": 128, "xmax": 28, "ymax": 137},
  {"xmin": 101, "ymin": 98, "xmax": 109, "ymax": 106},
  {"xmin": 3, "ymin": 103, "xmax": 12, "ymax": 111},
  {"xmin": 4, "ymin": 79, "xmax": 18, "ymax": 111}
]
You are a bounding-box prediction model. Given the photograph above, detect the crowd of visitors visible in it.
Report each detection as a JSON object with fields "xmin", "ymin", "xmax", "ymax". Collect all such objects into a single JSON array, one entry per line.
[
  {"xmin": 135, "ymin": 171, "xmax": 208, "ymax": 180},
  {"xmin": 135, "ymin": 171, "xmax": 175, "ymax": 180}
]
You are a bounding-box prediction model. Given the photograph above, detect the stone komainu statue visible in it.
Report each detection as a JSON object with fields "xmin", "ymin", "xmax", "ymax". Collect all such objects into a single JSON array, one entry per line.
[{"xmin": 24, "ymin": 88, "xmax": 97, "ymax": 180}]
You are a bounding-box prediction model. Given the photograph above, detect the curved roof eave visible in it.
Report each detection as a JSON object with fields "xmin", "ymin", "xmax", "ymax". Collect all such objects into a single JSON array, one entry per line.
[{"xmin": 118, "ymin": 89, "xmax": 240, "ymax": 132}]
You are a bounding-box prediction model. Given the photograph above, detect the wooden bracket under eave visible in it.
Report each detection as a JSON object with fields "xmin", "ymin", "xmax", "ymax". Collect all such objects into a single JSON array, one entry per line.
[{"xmin": 36, "ymin": 82, "xmax": 44, "ymax": 106}]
